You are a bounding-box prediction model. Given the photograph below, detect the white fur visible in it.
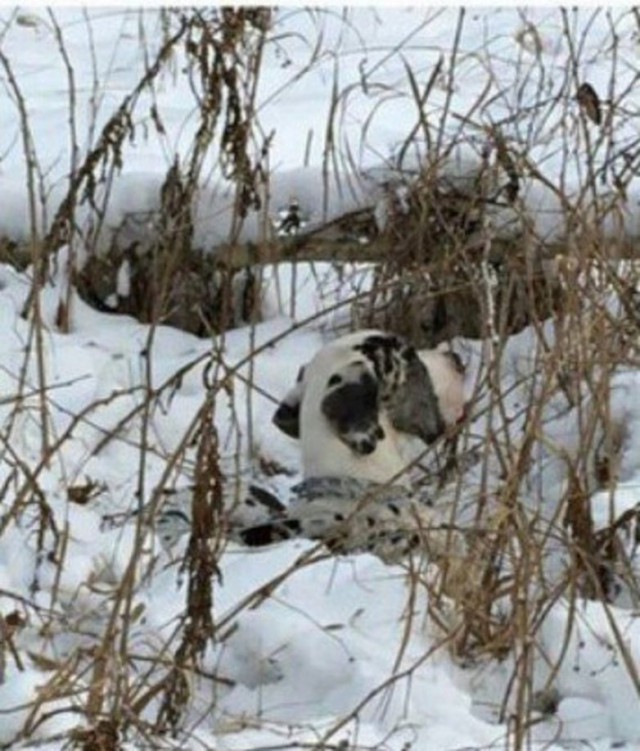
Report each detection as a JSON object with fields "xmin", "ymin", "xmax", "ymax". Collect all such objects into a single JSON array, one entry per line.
[
  {"xmin": 418, "ymin": 344, "xmax": 466, "ymax": 427},
  {"xmin": 299, "ymin": 330, "xmax": 413, "ymax": 486}
]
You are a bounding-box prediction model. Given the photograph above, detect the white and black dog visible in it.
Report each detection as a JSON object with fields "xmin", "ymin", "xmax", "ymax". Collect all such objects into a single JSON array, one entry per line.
[
  {"xmin": 273, "ymin": 333, "xmax": 466, "ymax": 474},
  {"xmin": 238, "ymin": 330, "xmax": 468, "ymax": 560},
  {"xmin": 280, "ymin": 330, "xmax": 450, "ymax": 485},
  {"xmin": 130, "ymin": 330, "xmax": 467, "ymax": 561}
]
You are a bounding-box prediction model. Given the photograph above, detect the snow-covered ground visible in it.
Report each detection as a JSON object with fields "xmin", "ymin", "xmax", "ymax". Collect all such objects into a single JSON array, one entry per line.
[
  {"xmin": 1, "ymin": 6, "xmax": 640, "ymax": 751},
  {"xmin": 1, "ymin": 7, "xmax": 639, "ymax": 248},
  {"xmin": 1, "ymin": 254, "xmax": 640, "ymax": 749}
]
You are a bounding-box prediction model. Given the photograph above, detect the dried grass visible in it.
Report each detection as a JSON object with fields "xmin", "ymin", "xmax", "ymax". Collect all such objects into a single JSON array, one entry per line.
[{"xmin": 1, "ymin": 8, "xmax": 640, "ymax": 751}]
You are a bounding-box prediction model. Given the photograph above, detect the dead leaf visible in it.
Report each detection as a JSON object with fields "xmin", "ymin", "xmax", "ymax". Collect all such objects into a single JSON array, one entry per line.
[{"xmin": 577, "ymin": 82, "xmax": 602, "ymax": 125}]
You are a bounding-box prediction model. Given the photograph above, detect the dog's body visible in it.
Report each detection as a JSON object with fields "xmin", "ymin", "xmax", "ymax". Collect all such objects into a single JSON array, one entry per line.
[
  {"xmin": 139, "ymin": 330, "xmax": 467, "ymax": 563},
  {"xmin": 239, "ymin": 476, "xmax": 450, "ymax": 564},
  {"xmin": 237, "ymin": 330, "xmax": 467, "ymax": 560}
]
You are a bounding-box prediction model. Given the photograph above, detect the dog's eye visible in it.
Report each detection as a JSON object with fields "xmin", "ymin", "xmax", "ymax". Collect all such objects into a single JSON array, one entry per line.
[
  {"xmin": 401, "ymin": 346, "xmax": 417, "ymax": 362},
  {"xmin": 327, "ymin": 374, "xmax": 343, "ymax": 387}
]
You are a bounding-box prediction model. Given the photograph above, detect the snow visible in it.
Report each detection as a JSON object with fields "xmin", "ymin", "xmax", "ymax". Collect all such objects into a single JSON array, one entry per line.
[
  {"xmin": 1, "ymin": 7, "xmax": 639, "ymax": 249},
  {"xmin": 1, "ymin": 6, "xmax": 640, "ymax": 751},
  {"xmin": 2, "ymin": 252, "xmax": 640, "ymax": 749}
]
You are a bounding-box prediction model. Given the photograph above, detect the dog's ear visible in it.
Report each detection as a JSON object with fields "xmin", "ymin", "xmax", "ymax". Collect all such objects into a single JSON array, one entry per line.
[
  {"xmin": 272, "ymin": 366, "xmax": 305, "ymax": 438},
  {"xmin": 321, "ymin": 364, "xmax": 383, "ymax": 455},
  {"xmin": 354, "ymin": 335, "xmax": 446, "ymax": 445},
  {"xmin": 273, "ymin": 387, "xmax": 302, "ymax": 438},
  {"xmin": 387, "ymin": 346, "xmax": 445, "ymax": 444}
]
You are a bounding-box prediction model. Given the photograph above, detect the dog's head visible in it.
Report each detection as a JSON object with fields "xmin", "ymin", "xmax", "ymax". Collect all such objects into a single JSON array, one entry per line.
[{"xmin": 273, "ymin": 331, "xmax": 462, "ymax": 456}]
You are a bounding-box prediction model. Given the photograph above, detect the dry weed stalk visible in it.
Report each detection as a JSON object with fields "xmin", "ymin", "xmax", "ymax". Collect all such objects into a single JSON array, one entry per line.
[
  {"xmin": 415, "ymin": 230, "xmax": 640, "ymax": 745},
  {"xmin": 155, "ymin": 393, "xmax": 223, "ymax": 734}
]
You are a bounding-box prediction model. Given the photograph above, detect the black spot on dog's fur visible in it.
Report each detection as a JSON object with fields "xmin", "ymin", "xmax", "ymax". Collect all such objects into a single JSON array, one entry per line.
[
  {"xmin": 248, "ymin": 485, "xmax": 287, "ymax": 515},
  {"xmin": 240, "ymin": 518, "xmax": 302, "ymax": 546},
  {"xmin": 352, "ymin": 334, "xmax": 444, "ymax": 444},
  {"xmin": 321, "ymin": 370, "xmax": 383, "ymax": 455},
  {"xmin": 386, "ymin": 352, "xmax": 444, "ymax": 444},
  {"xmin": 354, "ymin": 334, "xmax": 402, "ymax": 380},
  {"xmin": 273, "ymin": 401, "xmax": 301, "ymax": 439},
  {"xmin": 240, "ymin": 524, "xmax": 281, "ymax": 546},
  {"xmin": 272, "ymin": 365, "xmax": 307, "ymax": 438}
]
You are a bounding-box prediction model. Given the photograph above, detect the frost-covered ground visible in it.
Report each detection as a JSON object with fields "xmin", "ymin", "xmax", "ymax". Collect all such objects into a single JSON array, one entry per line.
[{"xmin": 1, "ymin": 6, "xmax": 640, "ymax": 751}]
